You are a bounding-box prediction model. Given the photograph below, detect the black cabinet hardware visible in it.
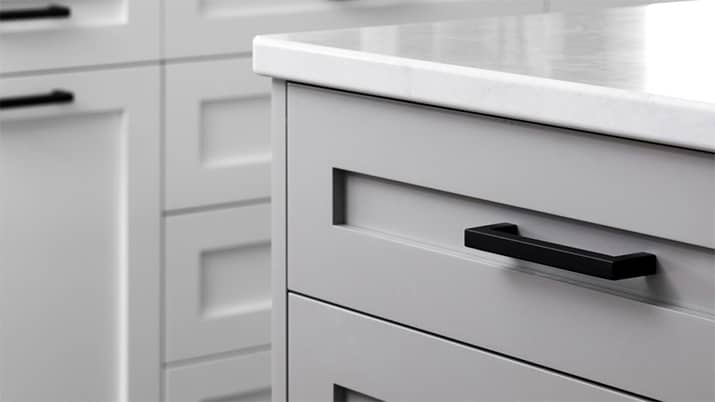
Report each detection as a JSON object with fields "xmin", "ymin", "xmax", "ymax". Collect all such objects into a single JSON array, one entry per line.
[
  {"xmin": 0, "ymin": 4, "xmax": 71, "ymax": 22},
  {"xmin": 464, "ymin": 223, "xmax": 656, "ymax": 280},
  {"xmin": 0, "ymin": 90, "xmax": 74, "ymax": 109}
]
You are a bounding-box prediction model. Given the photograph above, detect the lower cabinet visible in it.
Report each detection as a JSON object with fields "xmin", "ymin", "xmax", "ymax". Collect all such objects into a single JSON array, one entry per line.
[
  {"xmin": 289, "ymin": 294, "xmax": 644, "ymax": 402},
  {"xmin": 0, "ymin": 67, "xmax": 160, "ymax": 401},
  {"xmin": 164, "ymin": 57, "xmax": 271, "ymax": 211},
  {"xmin": 165, "ymin": 351, "xmax": 271, "ymax": 402},
  {"xmin": 165, "ymin": 203, "xmax": 271, "ymax": 362}
]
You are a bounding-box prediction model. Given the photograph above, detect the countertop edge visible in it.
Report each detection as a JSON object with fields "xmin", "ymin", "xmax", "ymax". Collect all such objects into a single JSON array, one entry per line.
[{"xmin": 253, "ymin": 35, "xmax": 715, "ymax": 153}]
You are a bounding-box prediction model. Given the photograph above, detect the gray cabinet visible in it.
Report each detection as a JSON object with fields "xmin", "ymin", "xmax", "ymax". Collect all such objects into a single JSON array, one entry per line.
[
  {"xmin": 271, "ymin": 82, "xmax": 715, "ymax": 402},
  {"xmin": 289, "ymin": 294, "xmax": 644, "ymax": 402},
  {"xmin": 0, "ymin": 0, "xmax": 160, "ymax": 74},
  {"xmin": 165, "ymin": 204, "xmax": 271, "ymax": 362},
  {"xmin": 163, "ymin": 0, "xmax": 543, "ymax": 59},
  {"xmin": 0, "ymin": 67, "xmax": 161, "ymax": 402},
  {"xmin": 165, "ymin": 351, "xmax": 271, "ymax": 402},
  {"xmin": 161, "ymin": 0, "xmax": 549, "ymax": 396}
]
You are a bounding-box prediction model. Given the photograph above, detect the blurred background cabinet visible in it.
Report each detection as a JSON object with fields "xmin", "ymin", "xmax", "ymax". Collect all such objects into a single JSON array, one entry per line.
[
  {"xmin": 165, "ymin": 204, "xmax": 271, "ymax": 363},
  {"xmin": 0, "ymin": 67, "xmax": 161, "ymax": 402},
  {"xmin": 164, "ymin": 0, "xmax": 543, "ymax": 59},
  {"xmin": 164, "ymin": 59, "xmax": 271, "ymax": 211},
  {"xmin": 0, "ymin": 0, "xmax": 160, "ymax": 74}
]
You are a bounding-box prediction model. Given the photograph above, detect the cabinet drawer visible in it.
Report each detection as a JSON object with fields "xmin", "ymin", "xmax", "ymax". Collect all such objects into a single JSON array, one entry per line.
[
  {"xmin": 165, "ymin": 58, "xmax": 270, "ymax": 211},
  {"xmin": 0, "ymin": 67, "xmax": 160, "ymax": 401},
  {"xmin": 290, "ymin": 294, "xmax": 645, "ymax": 402},
  {"xmin": 164, "ymin": 0, "xmax": 542, "ymax": 59},
  {"xmin": 165, "ymin": 204, "xmax": 271, "ymax": 362},
  {"xmin": 0, "ymin": 0, "xmax": 159, "ymax": 74},
  {"xmin": 165, "ymin": 351, "xmax": 270, "ymax": 402},
  {"xmin": 286, "ymin": 84, "xmax": 715, "ymax": 401}
]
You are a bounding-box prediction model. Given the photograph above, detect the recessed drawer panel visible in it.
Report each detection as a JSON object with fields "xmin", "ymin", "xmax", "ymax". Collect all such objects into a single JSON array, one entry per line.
[
  {"xmin": 165, "ymin": 58, "xmax": 271, "ymax": 211},
  {"xmin": 165, "ymin": 351, "xmax": 271, "ymax": 402},
  {"xmin": 0, "ymin": 0, "xmax": 160, "ymax": 74},
  {"xmin": 286, "ymin": 84, "xmax": 715, "ymax": 401},
  {"xmin": 290, "ymin": 294, "xmax": 646, "ymax": 402},
  {"xmin": 165, "ymin": 204, "xmax": 271, "ymax": 362},
  {"xmin": 163, "ymin": 0, "xmax": 543, "ymax": 59}
]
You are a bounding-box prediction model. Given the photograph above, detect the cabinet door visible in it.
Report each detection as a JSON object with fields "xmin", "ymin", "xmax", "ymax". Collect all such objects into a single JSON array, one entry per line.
[
  {"xmin": 289, "ymin": 294, "xmax": 646, "ymax": 402},
  {"xmin": 165, "ymin": 351, "xmax": 271, "ymax": 402},
  {"xmin": 0, "ymin": 67, "xmax": 160, "ymax": 402},
  {"xmin": 165, "ymin": 58, "xmax": 271, "ymax": 211},
  {"xmin": 0, "ymin": 0, "xmax": 160, "ymax": 74},
  {"xmin": 164, "ymin": 0, "xmax": 542, "ymax": 59},
  {"xmin": 165, "ymin": 204, "xmax": 271, "ymax": 362}
]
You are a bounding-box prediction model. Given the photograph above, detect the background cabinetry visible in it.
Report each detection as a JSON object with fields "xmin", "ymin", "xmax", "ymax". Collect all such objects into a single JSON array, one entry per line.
[
  {"xmin": 164, "ymin": 59, "xmax": 271, "ymax": 211},
  {"xmin": 0, "ymin": 0, "xmax": 160, "ymax": 74},
  {"xmin": 0, "ymin": 67, "xmax": 160, "ymax": 402},
  {"xmin": 165, "ymin": 204, "xmax": 271, "ymax": 362}
]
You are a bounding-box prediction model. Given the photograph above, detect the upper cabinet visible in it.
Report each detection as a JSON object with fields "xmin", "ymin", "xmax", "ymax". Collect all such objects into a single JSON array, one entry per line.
[
  {"xmin": 0, "ymin": 0, "xmax": 160, "ymax": 74},
  {"xmin": 163, "ymin": 0, "xmax": 543, "ymax": 59}
]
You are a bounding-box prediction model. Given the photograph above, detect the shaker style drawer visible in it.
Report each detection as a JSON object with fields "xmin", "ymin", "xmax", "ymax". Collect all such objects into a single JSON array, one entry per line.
[
  {"xmin": 163, "ymin": 0, "xmax": 542, "ymax": 59},
  {"xmin": 0, "ymin": 0, "xmax": 160, "ymax": 74},
  {"xmin": 165, "ymin": 204, "xmax": 271, "ymax": 362},
  {"xmin": 0, "ymin": 67, "xmax": 160, "ymax": 402},
  {"xmin": 165, "ymin": 58, "xmax": 271, "ymax": 211},
  {"xmin": 290, "ymin": 294, "xmax": 645, "ymax": 402},
  {"xmin": 286, "ymin": 84, "xmax": 715, "ymax": 401},
  {"xmin": 165, "ymin": 351, "xmax": 271, "ymax": 402}
]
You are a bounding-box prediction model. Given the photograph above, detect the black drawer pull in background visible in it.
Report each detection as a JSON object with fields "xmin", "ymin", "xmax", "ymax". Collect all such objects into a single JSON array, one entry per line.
[
  {"xmin": 0, "ymin": 90, "xmax": 74, "ymax": 109},
  {"xmin": 0, "ymin": 4, "xmax": 71, "ymax": 21},
  {"xmin": 464, "ymin": 223, "xmax": 656, "ymax": 280}
]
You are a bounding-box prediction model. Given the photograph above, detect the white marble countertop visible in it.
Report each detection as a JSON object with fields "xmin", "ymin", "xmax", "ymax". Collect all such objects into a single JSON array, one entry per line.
[{"xmin": 253, "ymin": 1, "xmax": 715, "ymax": 152}]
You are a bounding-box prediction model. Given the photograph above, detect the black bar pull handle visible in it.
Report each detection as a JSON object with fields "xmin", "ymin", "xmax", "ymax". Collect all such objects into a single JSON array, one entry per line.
[
  {"xmin": 464, "ymin": 223, "xmax": 656, "ymax": 280},
  {"xmin": 0, "ymin": 90, "xmax": 74, "ymax": 109},
  {"xmin": 0, "ymin": 4, "xmax": 71, "ymax": 22}
]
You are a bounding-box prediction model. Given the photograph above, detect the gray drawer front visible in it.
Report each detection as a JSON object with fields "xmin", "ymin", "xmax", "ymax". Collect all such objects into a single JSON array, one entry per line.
[
  {"xmin": 290, "ymin": 294, "xmax": 645, "ymax": 402},
  {"xmin": 289, "ymin": 85, "xmax": 714, "ymax": 248},
  {"xmin": 286, "ymin": 84, "xmax": 715, "ymax": 401}
]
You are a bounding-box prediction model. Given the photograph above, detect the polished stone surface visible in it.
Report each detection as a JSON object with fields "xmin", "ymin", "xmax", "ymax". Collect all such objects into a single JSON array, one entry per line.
[{"xmin": 254, "ymin": 1, "xmax": 715, "ymax": 151}]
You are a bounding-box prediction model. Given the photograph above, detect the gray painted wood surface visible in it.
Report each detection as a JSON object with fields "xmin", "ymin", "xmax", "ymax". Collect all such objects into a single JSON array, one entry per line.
[
  {"xmin": 271, "ymin": 80, "xmax": 288, "ymax": 402},
  {"xmin": 285, "ymin": 84, "xmax": 715, "ymax": 401},
  {"xmin": 288, "ymin": 84, "xmax": 714, "ymax": 248},
  {"xmin": 289, "ymin": 294, "xmax": 646, "ymax": 402}
]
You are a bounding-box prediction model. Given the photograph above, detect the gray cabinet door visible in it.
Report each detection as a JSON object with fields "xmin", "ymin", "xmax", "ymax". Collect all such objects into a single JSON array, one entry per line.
[
  {"xmin": 0, "ymin": 67, "xmax": 160, "ymax": 402},
  {"xmin": 289, "ymin": 294, "xmax": 645, "ymax": 402}
]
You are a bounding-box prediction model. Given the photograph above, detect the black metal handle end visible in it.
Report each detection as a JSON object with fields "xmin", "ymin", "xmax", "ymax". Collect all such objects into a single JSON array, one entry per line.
[
  {"xmin": 0, "ymin": 4, "xmax": 71, "ymax": 22},
  {"xmin": 464, "ymin": 223, "xmax": 656, "ymax": 280},
  {"xmin": 0, "ymin": 90, "xmax": 74, "ymax": 110}
]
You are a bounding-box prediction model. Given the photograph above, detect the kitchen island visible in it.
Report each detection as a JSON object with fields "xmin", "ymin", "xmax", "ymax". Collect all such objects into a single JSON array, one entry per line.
[{"xmin": 254, "ymin": 2, "xmax": 715, "ymax": 401}]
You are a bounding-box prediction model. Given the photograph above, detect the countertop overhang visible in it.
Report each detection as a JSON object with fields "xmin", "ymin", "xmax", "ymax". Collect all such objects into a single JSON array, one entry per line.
[{"xmin": 253, "ymin": 1, "xmax": 715, "ymax": 152}]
